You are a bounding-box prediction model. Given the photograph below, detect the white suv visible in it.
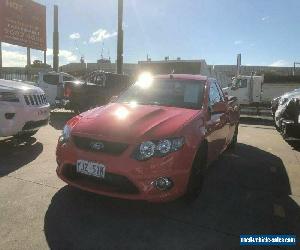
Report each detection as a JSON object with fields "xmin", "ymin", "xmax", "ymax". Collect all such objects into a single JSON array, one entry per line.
[{"xmin": 0, "ymin": 79, "xmax": 50, "ymax": 139}]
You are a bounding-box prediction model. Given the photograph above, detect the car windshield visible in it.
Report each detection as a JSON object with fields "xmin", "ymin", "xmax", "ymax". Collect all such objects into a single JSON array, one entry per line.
[{"xmin": 117, "ymin": 79, "xmax": 205, "ymax": 109}]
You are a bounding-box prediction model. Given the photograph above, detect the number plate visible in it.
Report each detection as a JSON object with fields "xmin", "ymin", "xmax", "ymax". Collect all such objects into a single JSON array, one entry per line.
[{"xmin": 76, "ymin": 160, "xmax": 105, "ymax": 178}]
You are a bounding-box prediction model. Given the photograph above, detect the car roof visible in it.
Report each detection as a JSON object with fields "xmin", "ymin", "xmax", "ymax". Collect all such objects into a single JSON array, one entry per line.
[{"xmin": 154, "ymin": 74, "xmax": 208, "ymax": 81}]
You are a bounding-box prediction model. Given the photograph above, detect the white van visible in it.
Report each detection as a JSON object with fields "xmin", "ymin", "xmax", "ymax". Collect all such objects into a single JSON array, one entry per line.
[{"xmin": 37, "ymin": 72, "xmax": 76, "ymax": 105}]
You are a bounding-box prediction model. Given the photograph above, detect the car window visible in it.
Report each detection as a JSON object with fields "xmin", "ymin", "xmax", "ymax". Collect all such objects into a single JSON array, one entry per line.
[
  {"xmin": 240, "ymin": 79, "xmax": 248, "ymax": 88},
  {"xmin": 215, "ymin": 81, "xmax": 225, "ymax": 101},
  {"xmin": 209, "ymin": 82, "xmax": 222, "ymax": 105},
  {"xmin": 236, "ymin": 79, "xmax": 248, "ymax": 88},
  {"xmin": 117, "ymin": 79, "xmax": 205, "ymax": 109},
  {"xmin": 43, "ymin": 75, "xmax": 59, "ymax": 85}
]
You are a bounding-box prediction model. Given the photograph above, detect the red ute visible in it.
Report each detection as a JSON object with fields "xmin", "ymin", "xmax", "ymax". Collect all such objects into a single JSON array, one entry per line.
[{"xmin": 56, "ymin": 74, "xmax": 240, "ymax": 202}]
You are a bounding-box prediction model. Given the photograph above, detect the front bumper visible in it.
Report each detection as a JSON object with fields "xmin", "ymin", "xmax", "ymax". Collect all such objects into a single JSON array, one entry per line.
[
  {"xmin": 0, "ymin": 103, "xmax": 50, "ymax": 137},
  {"xmin": 56, "ymin": 139, "xmax": 195, "ymax": 202}
]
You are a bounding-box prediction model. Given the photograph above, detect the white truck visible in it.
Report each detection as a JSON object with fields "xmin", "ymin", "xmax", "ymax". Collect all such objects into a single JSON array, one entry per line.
[
  {"xmin": 0, "ymin": 79, "xmax": 50, "ymax": 140},
  {"xmin": 37, "ymin": 71, "xmax": 76, "ymax": 106},
  {"xmin": 223, "ymin": 75, "xmax": 300, "ymax": 105}
]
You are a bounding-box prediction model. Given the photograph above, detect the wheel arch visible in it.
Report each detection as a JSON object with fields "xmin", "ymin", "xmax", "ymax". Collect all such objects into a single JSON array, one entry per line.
[{"xmin": 191, "ymin": 138, "xmax": 208, "ymax": 168}]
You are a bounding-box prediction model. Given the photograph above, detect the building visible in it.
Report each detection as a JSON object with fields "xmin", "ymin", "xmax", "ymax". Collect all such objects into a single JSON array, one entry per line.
[
  {"xmin": 60, "ymin": 61, "xmax": 138, "ymax": 77},
  {"xmin": 138, "ymin": 59, "xmax": 232, "ymax": 87},
  {"xmin": 138, "ymin": 59, "xmax": 210, "ymax": 75}
]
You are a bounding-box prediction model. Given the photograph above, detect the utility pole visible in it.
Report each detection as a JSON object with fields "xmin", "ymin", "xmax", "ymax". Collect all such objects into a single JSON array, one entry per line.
[
  {"xmin": 53, "ymin": 5, "xmax": 59, "ymax": 72},
  {"xmin": 44, "ymin": 50, "xmax": 47, "ymax": 65},
  {"xmin": 27, "ymin": 48, "xmax": 31, "ymax": 67},
  {"xmin": 27, "ymin": 47, "xmax": 31, "ymax": 80},
  {"xmin": 236, "ymin": 53, "xmax": 241, "ymax": 76},
  {"xmin": 0, "ymin": 42, "xmax": 2, "ymax": 78},
  {"xmin": 116, "ymin": 0, "xmax": 123, "ymax": 74},
  {"xmin": 293, "ymin": 62, "xmax": 300, "ymax": 76}
]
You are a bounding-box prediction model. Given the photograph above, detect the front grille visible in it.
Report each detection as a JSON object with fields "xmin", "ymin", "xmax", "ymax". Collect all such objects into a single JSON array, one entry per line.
[
  {"xmin": 24, "ymin": 94, "xmax": 47, "ymax": 106},
  {"xmin": 22, "ymin": 119, "xmax": 49, "ymax": 131},
  {"xmin": 62, "ymin": 165, "xmax": 139, "ymax": 194},
  {"xmin": 73, "ymin": 136, "xmax": 128, "ymax": 155}
]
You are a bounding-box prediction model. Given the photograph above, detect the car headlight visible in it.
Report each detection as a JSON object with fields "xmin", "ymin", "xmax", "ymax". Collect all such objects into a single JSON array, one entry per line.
[
  {"xmin": 0, "ymin": 92, "xmax": 19, "ymax": 102},
  {"xmin": 133, "ymin": 137, "xmax": 185, "ymax": 161},
  {"xmin": 139, "ymin": 141, "xmax": 156, "ymax": 159},
  {"xmin": 59, "ymin": 125, "xmax": 71, "ymax": 143},
  {"xmin": 157, "ymin": 139, "xmax": 172, "ymax": 155}
]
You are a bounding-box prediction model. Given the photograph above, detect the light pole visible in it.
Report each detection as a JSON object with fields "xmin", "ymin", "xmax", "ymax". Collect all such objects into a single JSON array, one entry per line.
[
  {"xmin": 53, "ymin": 5, "xmax": 59, "ymax": 72},
  {"xmin": 116, "ymin": 0, "xmax": 123, "ymax": 74},
  {"xmin": 0, "ymin": 42, "xmax": 2, "ymax": 78},
  {"xmin": 293, "ymin": 62, "xmax": 300, "ymax": 76}
]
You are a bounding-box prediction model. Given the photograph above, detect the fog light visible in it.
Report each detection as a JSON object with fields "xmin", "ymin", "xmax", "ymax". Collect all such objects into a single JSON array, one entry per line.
[{"xmin": 152, "ymin": 177, "xmax": 173, "ymax": 191}]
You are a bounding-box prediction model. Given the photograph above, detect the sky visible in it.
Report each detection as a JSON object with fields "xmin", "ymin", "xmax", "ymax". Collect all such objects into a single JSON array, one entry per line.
[{"xmin": 2, "ymin": 0, "xmax": 300, "ymax": 67}]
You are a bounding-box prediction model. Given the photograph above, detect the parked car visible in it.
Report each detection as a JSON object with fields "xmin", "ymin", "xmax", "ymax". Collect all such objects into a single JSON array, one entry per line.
[
  {"xmin": 62, "ymin": 71, "xmax": 131, "ymax": 113},
  {"xmin": 271, "ymin": 88, "xmax": 300, "ymax": 117},
  {"xmin": 0, "ymin": 79, "xmax": 50, "ymax": 140},
  {"xmin": 273, "ymin": 89, "xmax": 300, "ymax": 140},
  {"xmin": 56, "ymin": 74, "xmax": 240, "ymax": 202},
  {"xmin": 37, "ymin": 71, "xmax": 76, "ymax": 106}
]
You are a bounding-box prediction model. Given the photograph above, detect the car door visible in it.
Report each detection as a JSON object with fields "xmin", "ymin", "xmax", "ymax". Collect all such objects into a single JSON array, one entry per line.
[
  {"xmin": 215, "ymin": 81, "xmax": 232, "ymax": 146},
  {"xmin": 230, "ymin": 78, "xmax": 249, "ymax": 104},
  {"xmin": 206, "ymin": 81, "xmax": 228, "ymax": 161}
]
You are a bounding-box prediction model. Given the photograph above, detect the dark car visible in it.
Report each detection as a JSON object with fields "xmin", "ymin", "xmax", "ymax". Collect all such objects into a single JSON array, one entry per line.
[
  {"xmin": 62, "ymin": 71, "xmax": 131, "ymax": 113},
  {"xmin": 271, "ymin": 88, "xmax": 300, "ymax": 117},
  {"xmin": 273, "ymin": 89, "xmax": 300, "ymax": 140}
]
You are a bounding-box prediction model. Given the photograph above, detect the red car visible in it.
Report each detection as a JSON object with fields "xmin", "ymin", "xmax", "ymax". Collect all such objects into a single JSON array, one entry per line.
[{"xmin": 56, "ymin": 74, "xmax": 240, "ymax": 202}]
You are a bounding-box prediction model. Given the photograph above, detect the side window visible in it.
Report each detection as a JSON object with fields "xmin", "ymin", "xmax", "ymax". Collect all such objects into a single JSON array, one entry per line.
[
  {"xmin": 209, "ymin": 82, "xmax": 222, "ymax": 105},
  {"xmin": 240, "ymin": 79, "xmax": 248, "ymax": 88},
  {"xmin": 215, "ymin": 81, "xmax": 225, "ymax": 101},
  {"xmin": 235, "ymin": 79, "xmax": 248, "ymax": 88},
  {"xmin": 43, "ymin": 75, "xmax": 59, "ymax": 85}
]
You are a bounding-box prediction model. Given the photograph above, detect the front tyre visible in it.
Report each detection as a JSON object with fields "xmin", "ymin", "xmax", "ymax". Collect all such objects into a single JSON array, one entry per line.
[
  {"xmin": 184, "ymin": 144, "xmax": 207, "ymax": 202},
  {"xmin": 227, "ymin": 124, "xmax": 238, "ymax": 150}
]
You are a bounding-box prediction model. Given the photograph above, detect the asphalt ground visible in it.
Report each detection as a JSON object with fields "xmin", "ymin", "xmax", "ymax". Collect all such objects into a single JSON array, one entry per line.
[{"xmin": 0, "ymin": 112, "xmax": 299, "ymax": 250}]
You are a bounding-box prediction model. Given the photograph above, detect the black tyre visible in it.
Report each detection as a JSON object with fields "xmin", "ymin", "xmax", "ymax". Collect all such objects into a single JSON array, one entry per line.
[
  {"xmin": 227, "ymin": 124, "xmax": 238, "ymax": 150},
  {"xmin": 184, "ymin": 143, "xmax": 207, "ymax": 202}
]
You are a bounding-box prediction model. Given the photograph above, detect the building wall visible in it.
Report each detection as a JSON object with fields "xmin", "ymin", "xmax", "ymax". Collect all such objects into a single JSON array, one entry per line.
[
  {"xmin": 138, "ymin": 60, "xmax": 204, "ymax": 75},
  {"xmin": 212, "ymin": 65, "xmax": 298, "ymax": 78}
]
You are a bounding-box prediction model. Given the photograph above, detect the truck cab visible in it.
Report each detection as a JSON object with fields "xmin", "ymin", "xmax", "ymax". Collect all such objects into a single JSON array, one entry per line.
[
  {"xmin": 37, "ymin": 72, "xmax": 76, "ymax": 106},
  {"xmin": 224, "ymin": 75, "xmax": 263, "ymax": 105}
]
